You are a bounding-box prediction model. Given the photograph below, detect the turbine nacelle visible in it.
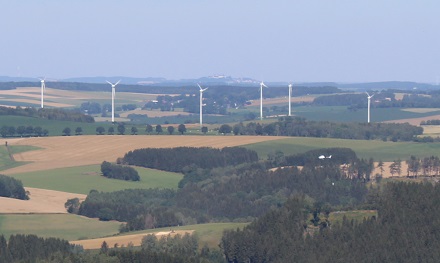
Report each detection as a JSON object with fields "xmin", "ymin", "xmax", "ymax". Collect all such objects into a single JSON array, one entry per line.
[
  {"xmin": 106, "ymin": 80, "xmax": 121, "ymax": 88},
  {"xmin": 198, "ymin": 84, "xmax": 208, "ymax": 92}
]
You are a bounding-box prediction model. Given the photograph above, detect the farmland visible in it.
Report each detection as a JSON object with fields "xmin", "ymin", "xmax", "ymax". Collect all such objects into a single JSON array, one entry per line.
[
  {"xmin": 1, "ymin": 86, "xmax": 440, "ymax": 259},
  {"xmin": 245, "ymin": 137, "xmax": 440, "ymax": 162}
]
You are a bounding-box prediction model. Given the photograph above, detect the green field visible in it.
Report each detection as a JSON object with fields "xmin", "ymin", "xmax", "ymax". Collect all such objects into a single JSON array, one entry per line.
[
  {"xmin": 245, "ymin": 137, "xmax": 440, "ymax": 162},
  {"xmin": 0, "ymin": 214, "xmax": 120, "ymax": 240},
  {"xmin": 0, "ymin": 145, "xmax": 40, "ymax": 172},
  {"xmin": 9, "ymin": 165, "xmax": 182, "ymax": 194},
  {"xmin": 116, "ymin": 222, "xmax": 249, "ymax": 248}
]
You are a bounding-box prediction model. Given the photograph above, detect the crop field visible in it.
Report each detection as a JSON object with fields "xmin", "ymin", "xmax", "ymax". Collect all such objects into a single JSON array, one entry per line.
[
  {"xmin": 71, "ymin": 222, "xmax": 248, "ymax": 249},
  {"xmin": 0, "ymin": 214, "xmax": 120, "ymax": 241},
  {"xmin": 0, "ymin": 87, "xmax": 159, "ymax": 109},
  {"xmin": 0, "ymin": 142, "xmax": 40, "ymax": 171},
  {"xmin": 3, "ymin": 135, "xmax": 284, "ymax": 174},
  {"xmin": 292, "ymin": 106, "xmax": 440, "ymax": 123},
  {"xmin": 245, "ymin": 137, "xmax": 440, "ymax": 162},
  {"xmin": 9, "ymin": 165, "xmax": 182, "ymax": 194}
]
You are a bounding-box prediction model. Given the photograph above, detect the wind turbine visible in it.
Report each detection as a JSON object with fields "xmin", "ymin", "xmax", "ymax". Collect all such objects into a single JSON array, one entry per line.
[
  {"xmin": 288, "ymin": 83, "xmax": 293, "ymax": 116},
  {"xmin": 366, "ymin": 92, "xmax": 374, "ymax": 123},
  {"xmin": 260, "ymin": 81, "xmax": 268, "ymax": 120},
  {"xmin": 38, "ymin": 78, "xmax": 46, "ymax": 108},
  {"xmin": 197, "ymin": 84, "xmax": 208, "ymax": 128},
  {"xmin": 106, "ymin": 80, "xmax": 121, "ymax": 123}
]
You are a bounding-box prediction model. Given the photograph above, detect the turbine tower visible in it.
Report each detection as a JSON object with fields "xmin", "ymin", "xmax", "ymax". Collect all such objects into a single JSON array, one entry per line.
[
  {"xmin": 288, "ymin": 83, "xmax": 292, "ymax": 116},
  {"xmin": 366, "ymin": 92, "xmax": 374, "ymax": 123},
  {"xmin": 38, "ymin": 78, "xmax": 46, "ymax": 108},
  {"xmin": 106, "ymin": 80, "xmax": 121, "ymax": 123},
  {"xmin": 198, "ymin": 84, "xmax": 208, "ymax": 128},
  {"xmin": 260, "ymin": 81, "xmax": 268, "ymax": 120}
]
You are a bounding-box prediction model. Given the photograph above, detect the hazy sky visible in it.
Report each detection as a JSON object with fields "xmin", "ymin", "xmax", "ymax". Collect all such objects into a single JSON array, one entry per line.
[{"xmin": 1, "ymin": 0, "xmax": 439, "ymax": 82}]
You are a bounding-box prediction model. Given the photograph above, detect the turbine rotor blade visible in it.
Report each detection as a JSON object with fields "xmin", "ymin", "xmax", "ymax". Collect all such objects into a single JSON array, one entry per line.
[{"xmin": 115, "ymin": 80, "xmax": 121, "ymax": 86}]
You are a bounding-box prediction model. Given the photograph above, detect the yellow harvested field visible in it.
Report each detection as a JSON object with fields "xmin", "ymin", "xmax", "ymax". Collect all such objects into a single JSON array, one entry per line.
[
  {"xmin": 3, "ymin": 135, "xmax": 284, "ymax": 174},
  {"xmin": 422, "ymin": 125, "xmax": 440, "ymax": 135},
  {"xmin": 401, "ymin": 108, "xmax": 440, "ymax": 113},
  {"xmin": 71, "ymin": 230, "xmax": 194, "ymax": 249},
  {"xmin": 383, "ymin": 115, "xmax": 440, "ymax": 126},
  {"xmin": 0, "ymin": 187, "xmax": 86, "ymax": 214},
  {"xmin": 5, "ymin": 98, "xmax": 73, "ymax": 108},
  {"xmin": 372, "ymin": 162, "xmax": 408, "ymax": 178}
]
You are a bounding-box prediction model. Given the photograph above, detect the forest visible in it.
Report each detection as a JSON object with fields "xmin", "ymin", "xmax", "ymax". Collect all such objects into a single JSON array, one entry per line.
[
  {"xmin": 221, "ymin": 182, "xmax": 440, "ymax": 262},
  {"xmin": 121, "ymin": 147, "xmax": 259, "ymax": 172},
  {"xmin": 73, "ymin": 147, "xmax": 370, "ymax": 231}
]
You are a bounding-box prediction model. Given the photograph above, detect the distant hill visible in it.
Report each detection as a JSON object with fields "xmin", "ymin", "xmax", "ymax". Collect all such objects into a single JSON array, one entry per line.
[{"xmin": 0, "ymin": 76, "xmax": 438, "ymax": 90}]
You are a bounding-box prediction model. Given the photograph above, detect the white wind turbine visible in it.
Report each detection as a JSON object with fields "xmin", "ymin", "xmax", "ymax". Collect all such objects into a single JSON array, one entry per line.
[
  {"xmin": 366, "ymin": 92, "xmax": 374, "ymax": 123},
  {"xmin": 259, "ymin": 81, "xmax": 268, "ymax": 120},
  {"xmin": 38, "ymin": 78, "xmax": 46, "ymax": 108},
  {"xmin": 106, "ymin": 80, "xmax": 121, "ymax": 123},
  {"xmin": 288, "ymin": 83, "xmax": 293, "ymax": 116},
  {"xmin": 197, "ymin": 84, "xmax": 208, "ymax": 128}
]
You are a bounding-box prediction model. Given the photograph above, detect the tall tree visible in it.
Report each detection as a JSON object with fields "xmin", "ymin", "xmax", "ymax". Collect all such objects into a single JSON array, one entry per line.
[{"xmin": 178, "ymin": 124, "xmax": 186, "ymax": 135}]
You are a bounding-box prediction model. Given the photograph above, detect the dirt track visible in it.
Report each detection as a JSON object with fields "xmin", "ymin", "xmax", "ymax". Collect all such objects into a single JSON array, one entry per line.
[{"xmin": 2, "ymin": 135, "xmax": 284, "ymax": 174}]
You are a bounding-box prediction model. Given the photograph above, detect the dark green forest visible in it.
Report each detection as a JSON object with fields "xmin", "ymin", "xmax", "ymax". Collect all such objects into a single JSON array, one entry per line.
[
  {"xmin": 121, "ymin": 147, "xmax": 259, "ymax": 172},
  {"xmin": 232, "ymin": 117, "xmax": 423, "ymax": 141},
  {"xmin": 221, "ymin": 182, "xmax": 440, "ymax": 263},
  {"xmin": 100, "ymin": 161, "xmax": 140, "ymax": 181}
]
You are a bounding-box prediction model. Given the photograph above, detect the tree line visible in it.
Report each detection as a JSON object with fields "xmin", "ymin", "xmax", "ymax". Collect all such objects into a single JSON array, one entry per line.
[
  {"xmin": 0, "ymin": 174, "xmax": 28, "ymax": 200},
  {"xmin": 221, "ymin": 182, "xmax": 440, "ymax": 262},
  {"xmin": 0, "ymin": 125, "xmax": 49, "ymax": 137},
  {"xmin": 231, "ymin": 117, "xmax": 423, "ymax": 141},
  {"xmin": 0, "ymin": 234, "xmax": 81, "ymax": 263},
  {"xmin": 0, "ymin": 106, "xmax": 94, "ymax": 123}
]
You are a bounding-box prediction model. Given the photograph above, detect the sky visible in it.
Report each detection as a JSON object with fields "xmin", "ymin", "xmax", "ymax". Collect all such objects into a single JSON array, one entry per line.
[{"xmin": 1, "ymin": 0, "xmax": 439, "ymax": 83}]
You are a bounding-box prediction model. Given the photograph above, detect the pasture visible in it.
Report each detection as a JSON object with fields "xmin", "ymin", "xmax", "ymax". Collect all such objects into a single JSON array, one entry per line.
[
  {"xmin": 9, "ymin": 165, "xmax": 182, "ymax": 194},
  {"xmin": 71, "ymin": 222, "xmax": 248, "ymax": 249},
  {"xmin": 0, "ymin": 214, "xmax": 120, "ymax": 241},
  {"xmin": 245, "ymin": 137, "xmax": 440, "ymax": 162}
]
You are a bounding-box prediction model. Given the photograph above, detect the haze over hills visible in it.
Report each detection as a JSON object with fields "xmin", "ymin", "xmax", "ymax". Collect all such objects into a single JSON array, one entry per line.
[{"xmin": 0, "ymin": 75, "xmax": 439, "ymax": 91}]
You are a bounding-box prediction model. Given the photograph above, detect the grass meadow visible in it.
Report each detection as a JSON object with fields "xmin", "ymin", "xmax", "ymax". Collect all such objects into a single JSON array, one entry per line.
[
  {"xmin": 0, "ymin": 214, "xmax": 121, "ymax": 240},
  {"xmin": 9, "ymin": 165, "xmax": 182, "ymax": 194},
  {"xmin": 245, "ymin": 137, "xmax": 440, "ymax": 162},
  {"xmin": 115, "ymin": 222, "xmax": 248, "ymax": 249},
  {"xmin": 0, "ymin": 145, "xmax": 40, "ymax": 172}
]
